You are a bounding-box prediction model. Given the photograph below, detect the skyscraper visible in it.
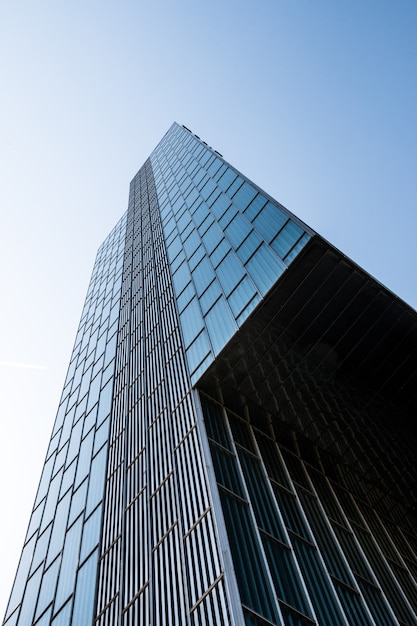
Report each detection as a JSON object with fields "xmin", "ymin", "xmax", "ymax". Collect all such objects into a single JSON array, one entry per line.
[{"xmin": 3, "ymin": 122, "xmax": 417, "ymax": 626}]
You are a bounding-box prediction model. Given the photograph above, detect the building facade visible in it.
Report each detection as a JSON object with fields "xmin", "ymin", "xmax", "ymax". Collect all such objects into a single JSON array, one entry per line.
[{"xmin": 3, "ymin": 122, "xmax": 417, "ymax": 626}]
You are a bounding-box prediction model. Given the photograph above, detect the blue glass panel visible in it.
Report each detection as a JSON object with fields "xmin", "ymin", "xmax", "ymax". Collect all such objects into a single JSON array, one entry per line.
[
  {"xmin": 34, "ymin": 557, "xmax": 60, "ymax": 620},
  {"xmin": 85, "ymin": 446, "xmax": 107, "ymax": 515},
  {"xmin": 51, "ymin": 599, "xmax": 72, "ymax": 626},
  {"xmin": 179, "ymin": 298, "xmax": 204, "ymax": 347},
  {"xmin": 172, "ymin": 261, "xmax": 192, "ymax": 296},
  {"xmin": 192, "ymin": 256, "xmax": 216, "ymax": 296},
  {"xmin": 211, "ymin": 193, "xmax": 231, "ymax": 220},
  {"xmin": 72, "ymin": 549, "xmax": 99, "ymax": 625},
  {"xmin": 86, "ymin": 372, "xmax": 102, "ymax": 413},
  {"xmin": 16, "ymin": 566, "xmax": 42, "ymax": 625},
  {"xmin": 40, "ymin": 469, "xmax": 63, "ymax": 530},
  {"xmin": 183, "ymin": 229, "xmax": 200, "ymax": 259},
  {"xmin": 218, "ymin": 204, "xmax": 238, "ymax": 229},
  {"xmin": 202, "ymin": 222, "xmax": 224, "ymax": 254},
  {"xmin": 193, "ymin": 201, "xmax": 210, "ymax": 227},
  {"xmin": 97, "ymin": 378, "xmax": 114, "ymax": 425},
  {"xmin": 200, "ymin": 177, "xmax": 216, "ymax": 200},
  {"xmin": 204, "ymin": 298, "xmax": 237, "ymax": 354},
  {"xmin": 5, "ymin": 534, "xmax": 36, "ymax": 617},
  {"xmin": 216, "ymin": 251, "xmax": 246, "ymax": 296},
  {"xmin": 233, "ymin": 181, "xmax": 257, "ymax": 211},
  {"xmin": 225, "ymin": 214, "xmax": 252, "ymax": 249},
  {"xmin": 80, "ymin": 508, "xmax": 102, "ymax": 562},
  {"xmin": 284, "ymin": 232, "xmax": 311, "ymax": 264},
  {"xmin": 93, "ymin": 416, "xmax": 110, "ymax": 455},
  {"xmin": 246, "ymin": 244, "xmax": 286, "ymax": 295},
  {"xmin": 188, "ymin": 243, "xmax": 205, "ymax": 271},
  {"xmin": 59, "ymin": 461, "xmax": 77, "ymax": 497},
  {"xmin": 210, "ymin": 238, "xmax": 230, "ymax": 268},
  {"xmin": 200, "ymin": 280, "xmax": 222, "ymax": 314},
  {"xmin": 46, "ymin": 491, "xmax": 71, "ymax": 565},
  {"xmin": 185, "ymin": 330, "xmax": 212, "ymax": 375},
  {"xmin": 54, "ymin": 517, "xmax": 83, "ymax": 610},
  {"xmin": 33, "ymin": 607, "xmax": 52, "ymax": 626},
  {"xmin": 271, "ymin": 221, "xmax": 304, "ymax": 259},
  {"xmin": 228, "ymin": 277, "xmax": 258, "ymax": 318},
  {"xmin": 253, "ymin": 202, "xmax": 288, "ymax": 242},
  {"xmin": 31, "ymin": 524, "xmax": 52, "ymax": 573},
  {"xmin": 236, "ymin": 230, "xmax": 262, "ymax": 264},
  {"xmin": 227, "ymin": 175, "xmax": 244, "ymax": 197},
  {"xmin": 68, "ymin": 479, "xmax": 88, "ymax": 525},
  {"xmin": 74, "ymin": 430, "xmax": 94, "ymax": 488},
  {"xmin": 177, "ymin": 281, "xmax": 196, "ymax": 313}
]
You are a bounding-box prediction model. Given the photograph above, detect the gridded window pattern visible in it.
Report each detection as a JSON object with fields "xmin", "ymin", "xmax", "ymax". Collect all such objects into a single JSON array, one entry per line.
[
  {"xmin": 4, "ymin": 215, "xmax": 128, "ymax": 626},
  {"xmin": 94, "ymin": 160, "xmax": 233, "ymax": 626},
  {"xmin": 200, "ymin": 392, "xmax": 417, "ymax": 626},
  {"xmin": 150, "ymin": 123, "xmax": 312, "ymax": 383}
]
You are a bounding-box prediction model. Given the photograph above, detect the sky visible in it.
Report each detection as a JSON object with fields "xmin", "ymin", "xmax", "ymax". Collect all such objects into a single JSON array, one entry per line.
[{"xmin": 0, "ymin": 0, "xmax": 416, "ymax": 618}]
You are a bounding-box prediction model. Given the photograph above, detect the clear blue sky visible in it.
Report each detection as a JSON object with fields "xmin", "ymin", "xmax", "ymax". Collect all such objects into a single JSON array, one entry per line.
[{"xmin": 0, "ymin": 1, "xmax": 416, "ymax": 616}]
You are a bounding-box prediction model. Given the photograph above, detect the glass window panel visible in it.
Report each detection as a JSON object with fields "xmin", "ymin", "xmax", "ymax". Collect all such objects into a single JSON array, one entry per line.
[
  {"xmin": 172, "ymin": 261, "xmax": 192, "ymax": 296},
  {"xmin": 86, "ymin": 446, "xmax": 108, "ymax": 515},
  {"xmin": 193, "ymin": 201, "xmax": 209, "ymax": 227},
  {"xmin": 253, "ymin": 202, "xmax": 288, "ymax": 242},
  {"xmin": 200, "ymin": 280, "xmax": 222, "ymax": 314},
  {"xmin": 5, "ymin": 534, "xmax": 37, "ymax": 616},
  {"xmin": 31, "ymin": 524, "xmax": 52, "ymax": 573},
  {"xmin": 179, "ymin": 297, "xmax": 204, "ymax": 347},
  {"xmin": 80, "ymin": 508, "xmax": 102, "ymax": 562},
  {"xmin": 204, "ymin": 297, "xmax": 237, "ymax": 354},
  {"xmin": 227, "ymin": 175, "xmax": 244, "ymax": 197},
  {"xmin": 210, "ymin": 238, "xmax": 230, "ymax": 268},
  {"xmin": 246, "ymin": 244, "xmax": 285, "ymax": 295},
  {"xmin": 263, "ymin": 536, "xmax": 313, "ymax": 617},
  {"xmin": 60, "ymin": 459, "xmax": 76, "ymax": 498},
  {"xmin": 285, "ymin": 233, "xmax": 311, "ymax": 264},
  {"xmin": 233, "ymin": 181, "xmax": 258, "ymax": 211},
  {"xmin": 225, "ymin": 214, "xmax": 252, "ymax": 249},
  {"xmin": 51, "ymin": 599, "xmax": 72, "ymax": 626},
  {"xmin": 177, "ymin": 281, "xmax": 196, "ymax": 313},
  {"xmin": 188, "ymin": 243, "xmax": 205, "ymax": 271},
  {"xmin": 216, "ymin": 251, "xmax": 245, "ymax": 296},
  {"xmin": 40, "ymin": 469, "xmax": 63, "ymax": 531},
  {"xmin": 191, "ymin": 256, "xmax": 216, "ymax": 296},
  {"xmin": 46, "ymin": 491, "xmax": 71, "ymax": 565},
  {"xmin": 34, "ymin": 558, "xmax": 60, "ymax": 620},
  {"xmin": 236, "ymin": 230, "xmax": 262, "ymax": 264},
  {"xmin": 271, "ymin": 221, "xmax": 304, "ymax": 258},
  {"xmin": 72, "ymin": 549, "xmax": 99, "ymax": 625},
  {"xmin": 167, "ymin": 235, "xmax": 182, "ymax": 263},
  {"xmin": 97, "ymin": 378, "xmax": 114, "ymax": 425},
  {"xmin": 202, "ymin": 222, "xmax": 224, "ymax": 254},
  {"xmin": 93, "ymin": 416, "xmax": 110, "ymax": 455},
  {"xmin": 68, "ymin": 479, "xmax": 88, "ymax": 525},
  {"xmin": 74, "ymin": 430, "xmax": 94, "ymax": 488},
  {"xmin": 218, "ymin": 204, "xmax": 238, "ymax": 229},
  {"xmin": 185, "ymin": 330, "xmax": 212, "ymax": 375},
  {"xmin": 183, "ymin": 229, "xmax": 200, "ymax": 259},
  {"xmin": 219, "ymin": 490, "xmax": 278, "ymax": 622},
  {"xmin": 86, "ymin": 372, "xmax": 102, "ymax": 413},
  {"xmin": 200, "ymin": 177, "xmax": 216, "ymax": 200},
  {"xmin": 54, "ymin": 517, "xmax": 83, "ymax": 610},
  {"xmin": 228, "ymin": 277, "xmax": 257, "ymax": 318},
  {"xmin": 211, "ymin": 192, "xmax": 231, "ymax": 220},
  {"xmin": 17, "ymin": 566, "xmax": 42, "ymax": 626},
  {"xmin": 291, "ymin": 535, "xmax": 345, "ymax": 625}
]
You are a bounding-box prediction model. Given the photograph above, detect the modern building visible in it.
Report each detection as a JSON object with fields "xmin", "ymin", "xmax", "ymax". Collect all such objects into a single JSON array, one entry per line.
[{"xmin": 3, "ymin": 122, "xmax": 417, "ymax": 626}]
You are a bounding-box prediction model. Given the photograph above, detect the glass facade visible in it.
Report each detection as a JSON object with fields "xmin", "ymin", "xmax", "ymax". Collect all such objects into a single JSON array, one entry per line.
[{"xmin": 3, "ymin": 123, "xmax": 417, "ymax": 626}]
